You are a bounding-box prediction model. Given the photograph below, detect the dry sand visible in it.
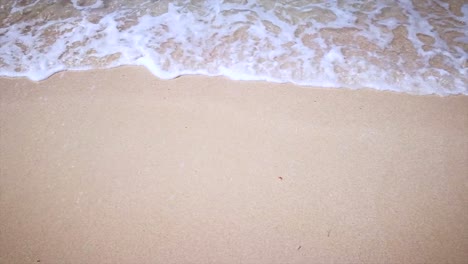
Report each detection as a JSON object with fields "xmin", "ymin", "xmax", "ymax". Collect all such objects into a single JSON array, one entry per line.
[{"xmin": 1, "ymin": 66, "xmax": 467, "ymax": 263}]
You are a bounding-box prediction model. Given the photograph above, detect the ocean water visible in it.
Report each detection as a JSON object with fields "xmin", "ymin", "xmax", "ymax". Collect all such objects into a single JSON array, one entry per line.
[{"xmin": 0, "ymin": 0, "xmax": 466, "ymax": 95}]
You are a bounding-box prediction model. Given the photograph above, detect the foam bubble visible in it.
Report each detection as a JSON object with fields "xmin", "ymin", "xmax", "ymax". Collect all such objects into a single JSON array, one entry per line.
[{"xmin": 70, "ymin": 0, "xmax": 104, "ymax": 10}]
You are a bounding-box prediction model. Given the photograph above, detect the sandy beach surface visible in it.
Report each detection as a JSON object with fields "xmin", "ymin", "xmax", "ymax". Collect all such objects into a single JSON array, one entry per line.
[{"xmin": 1, "ymin": 66, "xmax": 467, "ymax": 263}]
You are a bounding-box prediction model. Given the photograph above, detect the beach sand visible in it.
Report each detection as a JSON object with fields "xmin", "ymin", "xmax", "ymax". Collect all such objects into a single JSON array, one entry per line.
[{"xmin": 1, "ymin": 66, "xmax": 467, "ymax": 263}]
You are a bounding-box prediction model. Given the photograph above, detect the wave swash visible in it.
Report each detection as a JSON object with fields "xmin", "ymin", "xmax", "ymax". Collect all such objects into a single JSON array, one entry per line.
[{"xmin": 0, "ymin": 0, "xmax": 467, "ymax": 95}]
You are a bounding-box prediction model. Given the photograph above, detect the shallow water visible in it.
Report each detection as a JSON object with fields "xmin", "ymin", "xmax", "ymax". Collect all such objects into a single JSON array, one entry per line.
[{"xmin": 0, "ymin": 0, "xmax": 466, "ymax": 95}]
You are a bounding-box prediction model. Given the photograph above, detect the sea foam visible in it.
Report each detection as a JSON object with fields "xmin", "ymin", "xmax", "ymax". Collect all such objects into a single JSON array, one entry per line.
[{"xmin": 0, "ymin": 0, "xmax": 466, "ymax": 95}]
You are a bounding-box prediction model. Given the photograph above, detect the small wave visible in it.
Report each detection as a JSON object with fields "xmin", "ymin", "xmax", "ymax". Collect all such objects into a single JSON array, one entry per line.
[{"xmin": 0, "ymin": 0, "xmax": 466, "ymax": 95}]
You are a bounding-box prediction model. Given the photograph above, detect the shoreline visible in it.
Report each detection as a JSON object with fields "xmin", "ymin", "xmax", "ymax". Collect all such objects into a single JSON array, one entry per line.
[
  {"xmin": 2, "ymin": 65, "xmax": 467, "ymax": 97},
  {"xmin": 1, "ymin": 66, "xmax": 467, "ymax": 263}
]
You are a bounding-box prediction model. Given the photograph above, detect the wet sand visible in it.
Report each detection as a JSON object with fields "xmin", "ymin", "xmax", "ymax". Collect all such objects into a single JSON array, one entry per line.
[{"xmin": 1, "ymin": 66, "xmax": 467, "ymax": 263}]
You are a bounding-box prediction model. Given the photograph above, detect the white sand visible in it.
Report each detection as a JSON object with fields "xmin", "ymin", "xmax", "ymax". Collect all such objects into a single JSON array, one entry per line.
[{"xmin": 1, "ymin": 67, "xmax": 467, "ymax": 263}]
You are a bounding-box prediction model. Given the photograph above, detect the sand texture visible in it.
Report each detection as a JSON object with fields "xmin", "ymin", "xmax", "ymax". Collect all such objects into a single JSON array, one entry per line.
[{"xmin": 1, "ymin": 67, "xmax": 468, "ymax": 263}]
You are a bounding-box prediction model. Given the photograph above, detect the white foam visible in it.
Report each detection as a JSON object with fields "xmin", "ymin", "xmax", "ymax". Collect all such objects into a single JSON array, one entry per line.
[
  {"xmin": 70, "ymin": 0, "xmax": 104, "ymax": 10},
  {"xmin": 0, "ymin": 0, "xmax": 466, "ymax": 95}
]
